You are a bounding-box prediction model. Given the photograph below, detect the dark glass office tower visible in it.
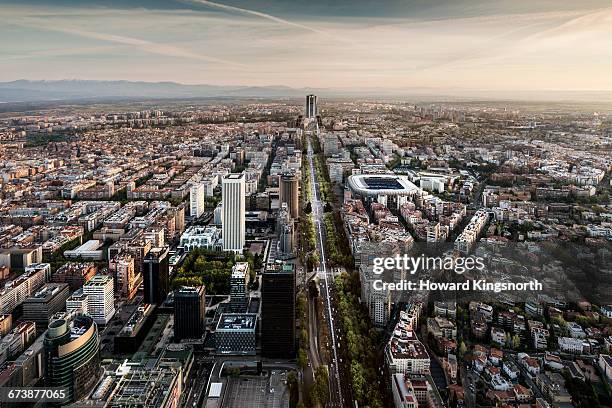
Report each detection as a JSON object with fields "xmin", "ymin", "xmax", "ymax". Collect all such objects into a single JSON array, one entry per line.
[
  {"xmin": 261, "ymin": 262, "xmax": 296, "ymax": 358},
  {"xmin": 174, "ymin": 286, "xmax": 206, "ymax": 341},
  {"xmin": 44, "ymin": 315, "xmax": 100, "ymax": 405},
  {"xmin": 306, "ymin": 94, "xmax": 317, "ymax": 118},
  {"xmin": 143, "ymin": 246, "xmax": 169, "ymax": 305}
]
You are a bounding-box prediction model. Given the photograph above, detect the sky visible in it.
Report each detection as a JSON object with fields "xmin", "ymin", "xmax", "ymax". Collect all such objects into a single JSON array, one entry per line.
[{"xmin": 2, "ymin": 0, "xmax": 612, "ymax": 93}]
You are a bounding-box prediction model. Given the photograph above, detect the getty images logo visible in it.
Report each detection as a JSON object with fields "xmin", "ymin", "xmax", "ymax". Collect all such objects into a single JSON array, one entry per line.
[{"xmin": 372, "ymin": 254, "xmax": 485, "ymax": 275}]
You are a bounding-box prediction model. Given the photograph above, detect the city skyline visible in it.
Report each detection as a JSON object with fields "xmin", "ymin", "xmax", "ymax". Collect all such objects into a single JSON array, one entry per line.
[
  {"xmin": 0, "ymin": 1, "xmax": 611, "ymax": 406},
  {"xmin": 2, "ymin": 0, "xmax": 612, "ymax": 95}
]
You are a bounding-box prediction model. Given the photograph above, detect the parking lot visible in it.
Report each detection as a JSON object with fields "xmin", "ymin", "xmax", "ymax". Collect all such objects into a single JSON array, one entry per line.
[{"xmin": 222, "ymin": 371, "xmax": 289, "ymax": 408}]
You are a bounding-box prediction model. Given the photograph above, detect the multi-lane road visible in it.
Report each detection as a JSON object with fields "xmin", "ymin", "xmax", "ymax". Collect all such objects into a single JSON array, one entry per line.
[{"xmin": 305, "ymin": 128, "xmax": 345, "ymax": 407}]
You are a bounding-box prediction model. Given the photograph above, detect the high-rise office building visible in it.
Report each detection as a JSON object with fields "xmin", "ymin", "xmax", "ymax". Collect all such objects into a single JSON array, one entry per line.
[
  {"xmin": 82, "ymin": 275, "xmax": 115, "ymax": 325},
  {"xmin": 44, "ymin": 314, "xmax": 100, "ymax": 404},
  {"xmin": 143, "ymin": 247, "xmax": 169, "ymax": 305},
  {"xmin": 306, "ymin": 94, "xmax": 318, "ymax": 118},
  {"xmin": 190, "ymin": 183, "xmax": 205, "ymax": 219},
  {"xmin": 261, "ymin": 262, "xmax": 296, "ymax": 358},
  {"xmin": 222, "ymin": 173, "xmax": 246, "ymax": 253},
  {"xmin": 174, "ymin": 286, "xmax": 206, "ymax": 341},
  {"xmin": 279, "ymin": 223, "xmax": 295, "ymax": 255},
  {"xmin": 230, "ymin": 262, "xmax": 249, "ymax": 313},
  {"xmin": 279, "ymin": 172, "xmax": 299, "ymax": 219},
  {"xmin": 22, "ymin": 283, "xmax": 70, "ymax": 334}
]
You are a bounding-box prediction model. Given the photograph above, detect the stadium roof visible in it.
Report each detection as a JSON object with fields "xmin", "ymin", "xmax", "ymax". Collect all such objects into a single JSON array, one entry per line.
[{"xmin": 348, "ymin": 174, "xmax": 420, "ymax": 196}]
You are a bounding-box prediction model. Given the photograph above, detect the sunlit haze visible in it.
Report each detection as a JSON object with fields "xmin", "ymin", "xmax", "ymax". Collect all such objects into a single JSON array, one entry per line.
[{"xmin": 2, "ymin": 0, "xmax": 612, "ymax": 95}]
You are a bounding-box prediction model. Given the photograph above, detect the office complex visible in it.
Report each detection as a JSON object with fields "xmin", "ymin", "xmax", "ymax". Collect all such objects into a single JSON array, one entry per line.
[
  {"xmin": 215, "ymin": 313, "xmax": 257, "ymax": 356},
  {"xmin": 174, "ymin": 286, "xmax": 206, "ymax": 341},
  {"xmin": 44, "ymin": 314, "xmax": 100, "ymax": 404},
  {"xmin": 229, "ymin": 262, "xmax": 249, "ymax": 313},
  {"xmin": 261, "ymin": 262, "xmax": 295, "ymax": 358},
  {"xmin": 22, "ymin": 283, "xmax": 70, "ymax": 334},
  {"xmin": 66, "ymin": 289, "xmax": 89, "ymax": 315},
  {"xmin": 279, "ymin": 172, "xmax": 300, "ymax": 219},
  {"xmin": 221, "ymin": 173, "xmax": 246, "ymax": 253},
  {"xmin": 179, "ymin": 225, "xmax": 222, "ymax": 251},
  {"xmin": 82, "ymin": 275, "xmax": 115, "ymax": 325},
  {"xmin": 306, "ymin": 94, "xmax": 317, "ymax": 118},
  {"xmin": 114, "ymin": 304, "xmax": 155, "ymax": 354},
  {"xmin": 106, "ymin": 367, "xmax": 181, "ymax": 408},
  {"xmin": 143, "ymin": 246, "xmax": 170, "ymax": 305},
  {"xmin": 0, "ymin": 263, "xmax": 47, "ymax": 314},
  {"xmin": 190, "ymin": 183, "xmax": 205, "ymax": 219}
]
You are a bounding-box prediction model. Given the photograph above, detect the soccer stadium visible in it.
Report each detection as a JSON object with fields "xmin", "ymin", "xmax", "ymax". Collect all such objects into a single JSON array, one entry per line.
[{"xmin": 347, "ymin": 174, "xmax": 420, "ymax": 197}]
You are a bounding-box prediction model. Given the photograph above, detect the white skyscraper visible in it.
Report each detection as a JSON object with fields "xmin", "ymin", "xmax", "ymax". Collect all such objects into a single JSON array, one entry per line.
[
  {"xmin": 222, "ymin": 173, "xmax": 246, "ymax": 253},
  {"xmin": 190, "ymin": 183, "xmax": 205, "ymax": 219},
  {"xmin": 82, "ymin": 274, "xmax": 115, "ymax": 325}
]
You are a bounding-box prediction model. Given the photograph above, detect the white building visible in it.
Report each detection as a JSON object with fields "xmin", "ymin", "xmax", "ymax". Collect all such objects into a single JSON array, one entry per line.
[
  {"xmin": 420, "ymin": 177, "xmax": 445, "ymax": 193},
  {"xmin": 66, "ymin": 289, "xmax": 89, "ymax": 315},
  {"xmin": 222, "ymin": 174, "xmax": 246, "ymax": 253},
  {"xmin": 179, "ymin": 226, "xmax": 222, "ymax": 251},
  {"xmin": 558, "ymin": 336, "xmax": 584, "ymax": 354},
  {"xmin": 454, "ymin": 210, "xmax": 489, "ymax": 253},
  {"xmin": 202, "ymin": 175, "xmax": 218, "ymax": 197},
  {"xmin": 532, "ymin": 327, "xmax": 550, "ymax": 350},
  {"xmin": 190, "ymin": 183, "xmax": 205, "ymax": 219},
  {"xmin": 0, "ymin": 264, "xmax": 48, "ymax": 314},
  {"xmin": 82, "ymin": 274, "xmax": 115, "ymax": 325},
  {"xmin": 386, "ymin": 312, "xmax": 430, "ymax": 376},
  {"xmin": 567, "ymin": 322, "xmax": 586, "ymax": 339},
  {"xmin": 599, "ymin": 355, "xmax": 612, "ymax": 381},
  {"xmin": 601, "ymin": 305, "xmax": 612, "ymax": 318},
  {"xmin": 392, "ymin": 374, "xmax": 418, "ymax": 408},
  {"xmin": 230, "ymin": 262, "xmax": 250, "ymax": 312},
  {"xmin": 64, "ymin": 239, "xmax": 105, "ymax": 260}
]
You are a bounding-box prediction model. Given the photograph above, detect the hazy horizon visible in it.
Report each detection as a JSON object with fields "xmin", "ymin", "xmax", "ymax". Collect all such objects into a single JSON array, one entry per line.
[{"xmin": 2, "ymin": 0, "xmax": 612, "ymax": 95}]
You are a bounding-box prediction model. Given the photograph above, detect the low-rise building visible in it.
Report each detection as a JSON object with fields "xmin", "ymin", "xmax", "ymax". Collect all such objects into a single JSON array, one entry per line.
[{"xmin": 215, "ymin": 313, "xmax": 257, "ymax": 356}]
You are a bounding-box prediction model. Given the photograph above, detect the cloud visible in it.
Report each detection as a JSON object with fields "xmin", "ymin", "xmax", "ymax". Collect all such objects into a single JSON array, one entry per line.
[
  {"xmin": 181, "ymin": 0, "xmax": 351, "ymax": 43},
  {"xmin": 9, "ymin": 17, "xmax": 246, "ymax": 67}
]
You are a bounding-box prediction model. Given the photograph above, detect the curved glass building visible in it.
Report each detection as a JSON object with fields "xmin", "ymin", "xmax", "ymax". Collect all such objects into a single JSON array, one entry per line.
[{"xmin": 44, "ymin": 314, "xmax": 101, "ymax": 404}]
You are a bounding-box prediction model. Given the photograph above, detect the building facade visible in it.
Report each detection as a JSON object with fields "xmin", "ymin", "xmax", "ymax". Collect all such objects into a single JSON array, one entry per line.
[
  {"xmin": 174, "ymin": 286, "xmax": 206, "ymax": 341},
  {"xmin": 221, "ymin": 174, "xmax": 246, "ymax": 253},
  {"xmin": 261, "ymin": 262, "xmax": 295, "ymax": 358},
  {"xmin": 143, "ymin": 246, "xmax": 170, "ymax": 305}
]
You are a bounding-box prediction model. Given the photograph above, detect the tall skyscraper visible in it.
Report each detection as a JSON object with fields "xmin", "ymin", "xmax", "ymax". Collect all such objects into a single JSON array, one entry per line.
[
  {"xmin": 261, "ymin": 262, "xmax": 296, "ymax": 358},
  {"xmin": 279, "ymin": 172, "xmax": 299, "ymax": 219},
  {"xmin": 306, "ymin": 94, "xmax": 318, "ymax": 118},
  {"xmin": 222, "ymin": 173, "xmax": 246, "ymax": 253},
  {"xmin": 190, "ymin": 183, "xmax": 205, "ymax": 219},
  {"xmin": 143, "ymin": 246, "xmax": 169, "ymax": 305},
  {"xmin": 230, "ymin": 262, "xmax": 249, "ymax": 313},
  {"xmin": 82, "ymin": 274, "xmax": 116, "ymax": 325},
  {"xmin": 174, "ymin": 286, "xmax": 206, "ymax": 341},
  {"xmin": 44, "ymin": 314, "xmax": 100, "ymax": 404}
]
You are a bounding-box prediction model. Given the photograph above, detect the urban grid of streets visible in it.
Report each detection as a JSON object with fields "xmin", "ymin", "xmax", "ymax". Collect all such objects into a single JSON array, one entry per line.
[
  {"xmin": 306, "ymin": 124, "xmax": 344, "ymax": 408},
  {"xmin": 0, "ymin": 94, "xmax": 610, "ymax": 408}
]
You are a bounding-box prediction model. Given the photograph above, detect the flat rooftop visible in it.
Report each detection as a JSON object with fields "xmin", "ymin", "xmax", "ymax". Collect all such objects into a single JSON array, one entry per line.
[{"xmin": 216, "ymin": 313, "xmax": 257, "ymax": 331}]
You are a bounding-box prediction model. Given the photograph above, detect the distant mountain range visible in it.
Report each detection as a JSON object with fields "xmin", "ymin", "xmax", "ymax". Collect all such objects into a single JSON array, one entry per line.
[
  {"xmin": 1, "ymin": 80, "xmax": 612, "ymax": 103},
  {"xmin": 0, "ymin": 80, "xmax": 321, "ymax": 102}
]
